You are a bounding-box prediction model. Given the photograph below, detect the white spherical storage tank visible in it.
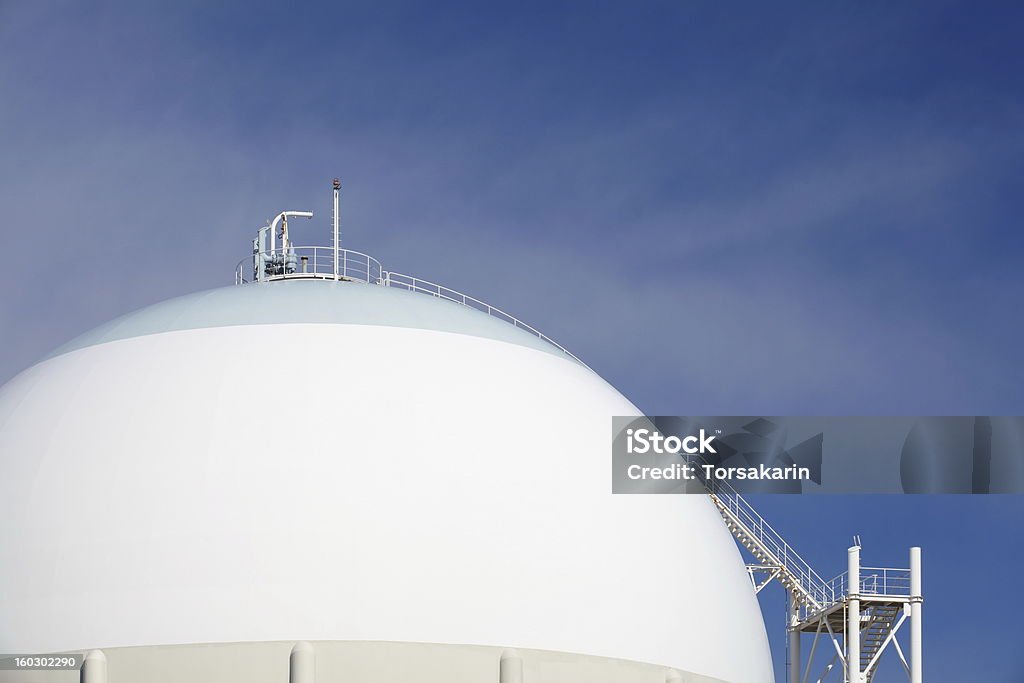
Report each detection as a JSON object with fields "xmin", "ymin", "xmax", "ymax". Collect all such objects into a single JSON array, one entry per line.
[{"xmin": 0, "ymin": 236, "xmax": 773, "ymax": 683}]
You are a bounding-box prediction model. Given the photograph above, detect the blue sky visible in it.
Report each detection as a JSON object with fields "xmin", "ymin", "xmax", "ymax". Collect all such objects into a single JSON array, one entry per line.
[{"xmin": 1, "ymin": 1, "xmax": 1022, "ymax": 680}]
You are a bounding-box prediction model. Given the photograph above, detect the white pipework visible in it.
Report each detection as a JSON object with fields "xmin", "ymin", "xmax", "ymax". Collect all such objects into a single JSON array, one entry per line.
[
  {"xmin": 788, "ymin": 591, "xmax": 800, "ymax": 683},
  {"xmin": 268, "ymin": 211, "xmax": 314, "ymax": 254},
  {"xmin": 847, "ymin": 544, "xmax": 861, "ymax": 683},
  {"xmin": 910, "ymin": 546, "xmax": 922, "ymax": 683}
]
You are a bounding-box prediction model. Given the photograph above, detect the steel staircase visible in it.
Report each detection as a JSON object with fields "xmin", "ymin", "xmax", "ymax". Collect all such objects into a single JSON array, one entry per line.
[
  {"xmin": 861, "ymin": 604, "xmax": 902, "ymax": 680},
  {"xmin": 697, "ymin": 462, "xmax": 917, "ymax": 683},
  {"xmin": 702, "ymin": 473, "xmax": 834, "ymax": 614}
]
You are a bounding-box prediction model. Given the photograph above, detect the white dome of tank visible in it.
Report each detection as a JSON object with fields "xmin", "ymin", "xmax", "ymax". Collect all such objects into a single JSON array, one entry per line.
[{"xmin": 0, "ymin": 270, "xmax": 772, "ymax": 682}]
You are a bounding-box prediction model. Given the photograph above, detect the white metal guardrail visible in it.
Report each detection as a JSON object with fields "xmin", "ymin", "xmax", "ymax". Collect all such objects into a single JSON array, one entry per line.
[
  {"xmin": 381, "ymin": 271, "xmax": 586, "ymax": 366},
  {"xmin": 235, "ymin": 246, "xmax": 588, "ymax": 368},
  {"xmin": 822, "ymin": 567, "xmax": 913, "ymax": 600},
  {"xmin": 236, "ymin": 247, "xmax": 383, "ymax": 285}
]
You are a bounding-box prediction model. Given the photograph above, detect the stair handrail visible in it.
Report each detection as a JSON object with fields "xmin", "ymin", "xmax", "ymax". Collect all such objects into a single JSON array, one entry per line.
[{"xmin": 697, "ymin": 460, "xmax": 831, "ymax": 610}]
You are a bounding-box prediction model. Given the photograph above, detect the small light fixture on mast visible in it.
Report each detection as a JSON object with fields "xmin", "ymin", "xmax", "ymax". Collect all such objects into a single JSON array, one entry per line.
[{"xmin": 333, "ymin": 178, "xmax": 342, "ymax": 281}]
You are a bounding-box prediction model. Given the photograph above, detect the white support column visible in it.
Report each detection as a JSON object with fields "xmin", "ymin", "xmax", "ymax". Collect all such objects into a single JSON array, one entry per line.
[
  {"xmin": 80, "ymin": 650, "xmax": 107, "ymax": 683},
  {"xmin": 788, "ymin": 590, "xmax": 801, "ymax": 683},
  {"xmin": 847, "ymin": 545, "xmax": 861, "ymax": 683},
  {"xmin": 910, "ymin": 546, "xmax": 923, "ymax": 683},
  {"xmin": 290, "ymin": 641, "xmax": 315, "ymax": 683},
  {"xmin": 499, "ymin": 649, "xmax": 522, "ymax": 683}
]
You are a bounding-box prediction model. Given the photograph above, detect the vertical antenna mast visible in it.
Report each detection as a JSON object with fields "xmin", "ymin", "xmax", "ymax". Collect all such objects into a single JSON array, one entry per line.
[{"xmin": 332, "ymin": 178, "xmax": 341, "ymax": 281}]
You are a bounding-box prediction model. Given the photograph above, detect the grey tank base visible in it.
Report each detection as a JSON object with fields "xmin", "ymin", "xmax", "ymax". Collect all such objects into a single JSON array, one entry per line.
[{"xmin": 0, "ymin": 641, "xmax": 727, "ymax": 683}]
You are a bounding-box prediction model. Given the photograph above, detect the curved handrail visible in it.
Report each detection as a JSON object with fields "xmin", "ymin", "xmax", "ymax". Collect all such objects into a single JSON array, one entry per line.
[
  {"xmin": 234, "ymin": 246, "xmax": 590, "ymax": 370},
  {"xmin": 235, "ymin": 246, "xmax": 383, "ymax": 285},
  {"xmin": 381, "ymin": 271, "xmax": 589, "ymax": 368},
  {"xmin": 702, "ymin": 467, "xmax": 831, "ymax": 610}
]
